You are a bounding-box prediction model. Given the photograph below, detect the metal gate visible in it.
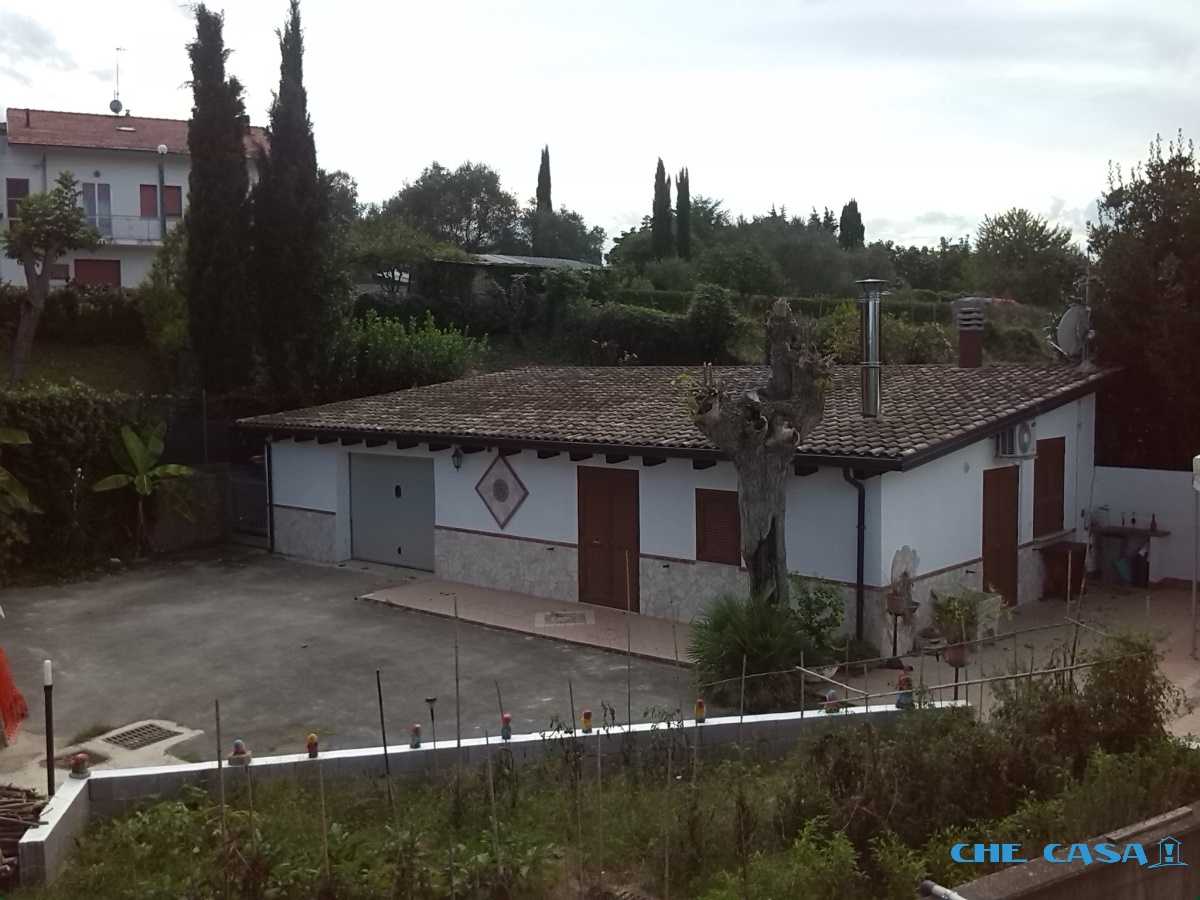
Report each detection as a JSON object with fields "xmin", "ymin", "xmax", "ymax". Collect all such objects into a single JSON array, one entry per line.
[{"xmin": 350, "ymin": 455, "xmax": 435, "ymax": 570}]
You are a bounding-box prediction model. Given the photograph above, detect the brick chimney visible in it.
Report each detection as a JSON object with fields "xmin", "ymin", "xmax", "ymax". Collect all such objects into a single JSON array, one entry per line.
[{"xmin": 955, "ymin": 299, "xmax": 985, "ymax": 368}]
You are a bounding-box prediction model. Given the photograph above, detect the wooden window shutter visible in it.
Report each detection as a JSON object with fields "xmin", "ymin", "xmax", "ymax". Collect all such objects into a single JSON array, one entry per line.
[
  {"xmin": 696, "ymin": 489, "xmax": 741, "ymax": 566},
  {"xmin": 163, "ymin": 186, "xmax": 183, "ymax": 217},
  {"xmin": 1033, "ymin": 437, "xmax": 1066, "ymax": 537},
  {"xmin": 139, "ymin": 184, "xmax": 158, "ymax": 218}
]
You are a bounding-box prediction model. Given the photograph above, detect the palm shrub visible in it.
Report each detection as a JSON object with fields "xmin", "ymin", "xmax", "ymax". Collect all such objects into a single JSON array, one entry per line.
[
  {"xmin": 92, "ymin": 423, "xmax": 194, "ymax": 555},
  {"xmin": 0, "ymin": 426, "xmax": 39, "ymax": 567},
  {"xmin": 690, "ymin": 594, "xmax": 834, "ymax": 712}
]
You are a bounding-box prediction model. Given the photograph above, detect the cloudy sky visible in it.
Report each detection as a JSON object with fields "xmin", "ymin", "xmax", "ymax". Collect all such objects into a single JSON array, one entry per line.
[{"xmin": 2, "ymin": 0, "xmax": 1197, "ymax": 248}]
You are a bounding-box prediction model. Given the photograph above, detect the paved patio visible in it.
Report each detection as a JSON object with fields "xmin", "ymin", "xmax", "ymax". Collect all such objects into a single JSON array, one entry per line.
[
  {"xmin": 360, "ymin": 578, "xmax": 693, "ymax": 664},
  {"xmin": 0, "ymin": 549, "xmax": 690, "ymax": 788}
]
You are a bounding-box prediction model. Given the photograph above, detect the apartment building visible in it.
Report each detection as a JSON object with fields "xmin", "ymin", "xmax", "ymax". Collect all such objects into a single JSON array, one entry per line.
[{"xmin": 0, "ymin": 106, "xmax": 262, "ymax": 288}]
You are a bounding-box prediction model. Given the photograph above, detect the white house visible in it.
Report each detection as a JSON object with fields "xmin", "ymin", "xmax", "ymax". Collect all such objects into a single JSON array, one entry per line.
[
  {"xmin": 239, "ymin": 314, "xmax": 1110, "ymax": 653},
  {"xmin": 0, "ymin": 106, "xmax": 262, "ymax": 288}
]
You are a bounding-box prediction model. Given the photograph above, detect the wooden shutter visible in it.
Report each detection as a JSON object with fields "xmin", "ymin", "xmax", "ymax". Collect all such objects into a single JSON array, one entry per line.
[
  {"xmin": 74, "ymin": 259, "xmax": 122, "ymax": 287},
  {"xmin": 5, "ymin": 178, "xmax": 28, "ymax": 220},
  {"xmin": 163, "ymin": 186, "xmax": 182, "ymax": 217},
  {"xmin": 1033, "ymin": 437, "xmax": 1066, "ymax": 537},
  {"xmin": 696, "ymin": 489, "xmax": 740, "ymax": 566},
  {"xmin": 139, "ymin": 184, "xmax": 158, "ymax": 218}
]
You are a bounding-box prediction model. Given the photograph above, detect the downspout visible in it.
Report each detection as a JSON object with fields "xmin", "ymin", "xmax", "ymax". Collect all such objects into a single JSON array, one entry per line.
[
  {"xmin": 843, "ymin": 467, "xmax": 866, "ymax": 642},
  {"xmin": 266, "ymin": 439, "xmax": 275, "ymax": 554}
]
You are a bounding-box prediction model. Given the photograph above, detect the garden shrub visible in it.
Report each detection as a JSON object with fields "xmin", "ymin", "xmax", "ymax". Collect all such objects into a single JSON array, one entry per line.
[
  {"xmin": 568, "ymin": 302, "xmax": 689, "ymax": 364},
  {"xmin": 686, "ymin": 282, "xmax": 738, "ymax": 362},
  {"xmin": 135, "ymin": 226, "xmax": 190, "ymax": 384},
  {"xmin": 0, "ymin": 382, "xmax": 168, "ymax": 578},
  {"xmin": 611, "ymin": 287, "xmax": 693, "ymax": 313},
  {"xmin": 643, "ymin": 256, "xmax": 695, "ymax": 291},
  {"xmin": 0, "ymin": 283, "xmax": 144, "ymax": 345},
  {"xmin": 790, "ymin": 577, "xmax": 845, "ymax": 652},
  {"xmin": 819, "ymin": 302, "xmax": 953, "ymax": 363},
  {"xmin": 689, "ymin": 594, "xmax": 833, "ymax": 712},
  {"xmin": 700, "ymin": 819, "xmax": 865, "ymax": 899},
  {"xmin": 325, "ymin": 310, "xmax": 485, "ymax": 399}
]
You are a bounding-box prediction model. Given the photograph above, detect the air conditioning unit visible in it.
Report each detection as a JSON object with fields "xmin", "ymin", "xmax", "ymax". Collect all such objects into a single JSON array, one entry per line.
[{"xmin": 995, "ymin": 421, "xmax": 1036, "ymax": 459}]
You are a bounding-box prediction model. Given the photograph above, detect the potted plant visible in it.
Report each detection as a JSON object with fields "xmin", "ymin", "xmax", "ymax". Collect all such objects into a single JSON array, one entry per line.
[{"xmin": 930, "ymin": 589, "xmax": 983, "ymax": 669}]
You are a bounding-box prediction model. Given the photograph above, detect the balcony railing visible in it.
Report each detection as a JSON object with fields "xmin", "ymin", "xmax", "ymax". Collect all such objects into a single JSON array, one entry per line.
[{"xmin": 86, "ymin": 215, "xmax": 182, "ymax": 243}]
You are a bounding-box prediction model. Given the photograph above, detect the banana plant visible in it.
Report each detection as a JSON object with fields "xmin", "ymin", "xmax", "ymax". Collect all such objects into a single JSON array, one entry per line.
[
  {"xmin": 0, "ymin": 427, "xmax": 39, "ymax": 522},
  {"xmin": 93, "ymin": 423, "xmax": 193, "ymax": 555}
]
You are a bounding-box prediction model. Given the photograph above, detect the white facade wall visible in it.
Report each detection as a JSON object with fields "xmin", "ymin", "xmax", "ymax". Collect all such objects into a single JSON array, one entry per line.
[
  {"xmin": 266, "ymin": 392, "xmax": 1098, "ymax": 618},
  {"xmin": 1093, "ymin": 466, "xmax": 1194, "ymax": 583},
  {"xmin": 0, "ymin": 140, "xmax": 189, "ymax": 287}
]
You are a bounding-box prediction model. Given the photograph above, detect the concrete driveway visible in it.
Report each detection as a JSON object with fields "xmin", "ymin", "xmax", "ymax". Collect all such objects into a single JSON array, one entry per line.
[{"xmin": 0, "ymin": 549, "xmax": 690, "ymax": 774}]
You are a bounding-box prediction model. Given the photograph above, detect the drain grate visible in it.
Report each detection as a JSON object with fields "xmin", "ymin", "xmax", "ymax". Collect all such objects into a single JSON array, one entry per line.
[{"xmin": 103, "ymin": 723, "xmax": 182, "ymax": 751}]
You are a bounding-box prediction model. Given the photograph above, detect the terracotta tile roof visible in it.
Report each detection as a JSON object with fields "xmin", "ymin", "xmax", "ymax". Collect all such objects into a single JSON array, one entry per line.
[
  {"xmin": 5, "ymin": 108, "xmax": 265, "ymax": 156},
  {"xmin": 239, "ymin": 365, "xmax": 1112, "ymax": 470}
]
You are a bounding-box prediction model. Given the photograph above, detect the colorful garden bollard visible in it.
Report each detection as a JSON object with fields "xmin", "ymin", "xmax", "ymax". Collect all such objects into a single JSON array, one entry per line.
[
  {"xmin": 581, "ymin": 708, "xmax": 592, "ymax": 734},
  {"xmin": 68, "ymin": 752, "xmax": 90, "ymax": 780},
  {"xmin": 410, "ymin": 723, "xmax": 421, "ymax": 749},
  {"xmin": 306, "ymin": 733, "xmax": 319, "ymax": 757},
  {"xmin": 501, "ymin": 712, "xmax": 512, "ymax": 742},
  {"xmin": 694, "ymin": 698, "xmax": 706, "ymax": 724},
  {"xmin": 228, "ymin": 739, "xmax": 251, "ymax": 766}
]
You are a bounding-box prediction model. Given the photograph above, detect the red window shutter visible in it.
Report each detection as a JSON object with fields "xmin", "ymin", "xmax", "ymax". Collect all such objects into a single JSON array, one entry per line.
[
  {"xmin": 5, "ymin": 178, "xmax": 29, "ymax": 220},
  {"xmin": 139, "ymin": 185, "xmax": 158, "ymax": 218},
  {"xmin": 74, "ymin": 259, "xmax": 122, "ymax": 287},
  {"xmin": 48, "ymin": 264, "xmax": 69, "ymax": 281},
  {"xmin": 1033, "ymin": 437, "xmax": 1066, "ymax": 537},
  {"xmin": 696, "ymin": 489, "xmax": 741, "ymax": 566},
  {"xmin": 163, "ymin": 186, "xmax": 182, "ymax": 217}
]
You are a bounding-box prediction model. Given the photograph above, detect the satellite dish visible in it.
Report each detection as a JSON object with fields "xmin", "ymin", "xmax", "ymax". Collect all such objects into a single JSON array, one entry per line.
[
  {"xmin": 1050, "ymin": 305, "xmax": 1091, "ymax": 359},
  {"xmin": 109, "ymin": 98, "xmax": 123, "ymax": 115}
]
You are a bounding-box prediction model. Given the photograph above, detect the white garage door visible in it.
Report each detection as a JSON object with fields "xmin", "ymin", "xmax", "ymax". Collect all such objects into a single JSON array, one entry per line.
[{"xmin": 350, "ymin": 455, "xmax": 435, "ymax": 570}]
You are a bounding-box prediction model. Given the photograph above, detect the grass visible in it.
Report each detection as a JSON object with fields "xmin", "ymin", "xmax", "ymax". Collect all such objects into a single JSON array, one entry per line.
[{"xmin": 7, "ymin": 341, "xmax": 162, "ymax": 393}]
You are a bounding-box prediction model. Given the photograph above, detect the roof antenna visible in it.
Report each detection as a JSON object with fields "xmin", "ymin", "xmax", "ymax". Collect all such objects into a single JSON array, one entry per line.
[{"xmin": 109, "ymin": 47, "xmax": 125, "ymax": 115}]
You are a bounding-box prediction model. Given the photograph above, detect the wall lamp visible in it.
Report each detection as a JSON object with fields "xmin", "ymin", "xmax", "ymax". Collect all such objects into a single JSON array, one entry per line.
[{"xmin": 451, "ymin": 446, "xmax": 463, "ymax": 470}]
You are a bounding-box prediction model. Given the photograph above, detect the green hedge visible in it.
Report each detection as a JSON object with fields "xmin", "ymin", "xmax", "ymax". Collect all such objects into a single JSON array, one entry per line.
[
  {"xmin": 610, "ymin": 288, "xmax": 693, "ymax": 314},
  {"xmin": 0, "ymin": 284, "xmax": 145, "ymax": 345},
  {"xmin": 0, "ymin": 383, "xmax": 170, "ymax": 578}
]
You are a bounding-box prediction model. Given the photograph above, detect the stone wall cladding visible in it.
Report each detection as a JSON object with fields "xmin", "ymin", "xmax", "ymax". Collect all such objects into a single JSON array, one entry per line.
[
  {"xmin": 435, "ymin": 528, "xmax": 578, "ymax": 602},
  {"xmin": 272, "ymin": 506, "xmax": 338, "ymax": 563},
  {"xmin": 639, "ymin": 557, "xmax": 749, "ymax": 620}
]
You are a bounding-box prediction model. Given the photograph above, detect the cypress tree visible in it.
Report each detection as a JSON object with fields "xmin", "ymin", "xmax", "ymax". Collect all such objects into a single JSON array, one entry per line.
[
  {"xmin": 253, "ymin": 0, "xmax": 331, "ymax": 400},
  {"xmin": 186, "ymin": 5, "xmax": 254, "ymax": 393},
  {"xmin": 532, "ymin": 145, "xmax": 553, "ymax": 256},
  {"xmin": 536, "ymin": 145, "xmax": 552, "ymax": 213},
  {"xmin": 675, "ymin": 166, "xmax": 691, "ymax": 259},
  {"xmin": 651, "ymin": 158, "xmax": 673, "ymax": 260},
  {"xmin": 839, "ymin": 198, "xmax": 865, "ymax": 250}
]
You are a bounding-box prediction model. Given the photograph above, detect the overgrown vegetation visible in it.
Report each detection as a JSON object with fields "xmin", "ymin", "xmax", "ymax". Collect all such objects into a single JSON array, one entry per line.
[{"xmin": 25, "ymin": 635, "xmax": 1195, "ymax": 899}]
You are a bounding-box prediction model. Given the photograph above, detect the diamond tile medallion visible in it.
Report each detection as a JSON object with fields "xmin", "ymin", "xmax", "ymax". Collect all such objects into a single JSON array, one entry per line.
[{"xmin": 475, "ymin": 454, "xmax": 529, "ymax": 528}]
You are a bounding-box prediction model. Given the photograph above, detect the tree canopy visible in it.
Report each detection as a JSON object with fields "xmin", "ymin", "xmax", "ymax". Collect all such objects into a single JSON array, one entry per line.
[
  {"xmin": 2, "ymin": 172, "xmax": 99, "ymax": 381},
  {"xmin": 384, "ymin": 161, "xmax": 524, "ymax": 253},
  {"xmin": 185, "ymin": 3, "xmax": 254, "ymax": 393},
  {"xmin": 838, "ymin": 199, "xmax": 864, "ymax": 250},
  {"xmin": 652, "ymin": 158, "xmax": 673, "ymax": 260},
  {"xmin": 974, "ymin": 208, "xmax": 1084, "ymax": 306}
]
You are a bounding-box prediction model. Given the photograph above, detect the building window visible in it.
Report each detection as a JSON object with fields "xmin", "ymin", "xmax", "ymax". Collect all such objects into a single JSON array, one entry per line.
[
  {"xmin": 80, "ymin": 182, "xmax": 113, "ymax": 237},
  {"xmin": 1033, "ymin": 436, "xmax": 1066, "ymax": 537},
  {"xmin": 696, "ymin": 488, "xmax": 741, "ymax": 566},
  {"xmin": 139, "ymin": 184, "xmax": 158, "ymax": 218},
  {"xmin": 5, "ymin": 178, "xmax": 29, "ymax": 221},
  {"xmin": 74, "ymin": 259, "xmax": 122, "ymax": 287},
  {"xmin": 163, "ymin": 185, "xmax": 182, "ymax": 217}
]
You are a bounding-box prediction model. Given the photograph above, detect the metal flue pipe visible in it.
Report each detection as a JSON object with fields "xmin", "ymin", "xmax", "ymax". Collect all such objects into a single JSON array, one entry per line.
[{"xmin": 856, "ymin": 278, "xmax": 887, "ymax": 418}]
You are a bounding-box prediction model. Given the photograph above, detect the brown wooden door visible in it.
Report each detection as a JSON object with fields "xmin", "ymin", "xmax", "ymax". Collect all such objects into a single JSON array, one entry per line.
[
  {"xmin": 578, "ymin": 467, "xmax": 639, "ymax": 611},
  {"xmin": 983, "ymin": 466, "xmax": 1019, "ymax": 605}
]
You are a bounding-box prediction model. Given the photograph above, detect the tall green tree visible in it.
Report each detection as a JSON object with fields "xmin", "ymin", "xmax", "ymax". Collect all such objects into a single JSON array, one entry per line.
[
  {"xmin": 536, "ymin": 145, "xmax": 552, "ymax": 214},
  {"xmin": 1090, "ymin": 132, "xmax": 1200, "ymax": 468},
  {"xmin": 186, "ymin": 5, "xmax": 254, "ymax": 393},
  {"xmin": 253, "ymin": 0, "xmax": 335, "ymax": 399},
  {"xmin": 2, "ymin": 173, "xmax": 99, "ymax": 381},
  {"xmin": 652, "ymin": 158, "xmax": 673, "ymax": 260},
  {"xmin": 838, "ymin": 199, "xmax": 864, "ymax": 250},
  {"xmin": 975, "ymin": 207, "xmax": 1083, "ymax": 306},
  {"xmin": 676, "ymin": 167, "xmax": 692, "ymax": 259},
  {"xmin": 386, "ymin": 161, "xmax": 523, "ymax": 252},
  {"xmin": 532, "ymin": 145, "xmax": 553, "ymax": 256}
]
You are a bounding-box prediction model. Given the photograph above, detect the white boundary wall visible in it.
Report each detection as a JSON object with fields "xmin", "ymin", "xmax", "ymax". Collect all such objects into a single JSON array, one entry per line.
[{"xmin": 1093, "ymin": 466, "xmax": 1195, "ymax": 582}]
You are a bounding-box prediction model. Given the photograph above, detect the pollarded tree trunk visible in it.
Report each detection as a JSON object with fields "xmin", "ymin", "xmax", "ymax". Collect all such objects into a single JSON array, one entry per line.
[
  {"xmin": 10, "ymin": 261, "xmax": 52, "ymax": 383},
  {"xmin": 690, "ymin": 299, "xmax": 830, "ymax": 605}
]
